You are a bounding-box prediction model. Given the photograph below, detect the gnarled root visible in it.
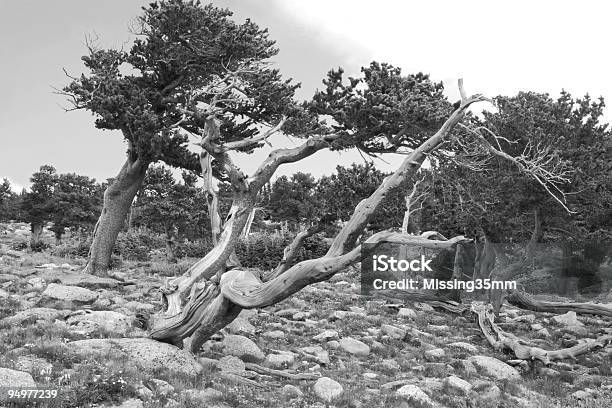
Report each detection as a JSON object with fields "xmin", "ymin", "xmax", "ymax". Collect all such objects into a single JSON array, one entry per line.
[{"xmin": 471, "ymin": 302, "xmax": 612, "ymax": 365}]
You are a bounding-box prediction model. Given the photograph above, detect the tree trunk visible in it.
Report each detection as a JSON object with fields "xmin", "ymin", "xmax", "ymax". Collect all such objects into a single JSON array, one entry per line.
[
  {"xmin": 84, "ymin": 155, "xmax": 149, "ymax": 276},
  {"xmin": 30, "ymin": 222, "xmax": 43, "ymax": 248},
  {"xmin": 55, "ymin": 231, "xmax": 62, "ymax": 245},
  {"xmin": 523, "ymin": 207, "xmax": 542, "ymax": 264},
  {"xmin": 165, "ymin": 225, "xmax": 177, "ymax": 263}
]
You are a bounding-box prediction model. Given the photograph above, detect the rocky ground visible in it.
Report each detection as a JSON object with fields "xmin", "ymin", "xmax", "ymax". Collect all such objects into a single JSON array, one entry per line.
[{"xmin": 0, "ymin": 226, "xmax": 611, "ymax": 407}]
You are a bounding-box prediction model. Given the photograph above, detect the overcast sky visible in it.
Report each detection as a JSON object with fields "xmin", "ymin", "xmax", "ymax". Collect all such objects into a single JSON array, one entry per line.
[{"xmin": 1, "ymin": 0, "xmax": 610, "ymax": 190}]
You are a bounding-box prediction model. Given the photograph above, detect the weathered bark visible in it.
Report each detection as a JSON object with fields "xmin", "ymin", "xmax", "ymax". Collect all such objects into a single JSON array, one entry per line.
[
  {"xmin": 506, "ymin": 290, "xmax": 612, "ymax": 317},
  {"xmin": 149, "ymin": 82, "xmax": 488, "ymax": 347},
  {"xmin": 30, "ymin": 222, "xmax": 43, "ymax": 248},
  {"xmin": 165, "ymin": 225, "xmax": 177, "ymax": 263},
  {"xmin": 84, "ymin": 154, "xmax": 149, "ymax": 276}
]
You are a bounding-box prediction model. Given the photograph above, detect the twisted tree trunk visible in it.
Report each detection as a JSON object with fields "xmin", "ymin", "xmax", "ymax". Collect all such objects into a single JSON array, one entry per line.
[{"xmin": 85, "ymin": 154, "xmax": 149, "ymax": 276}]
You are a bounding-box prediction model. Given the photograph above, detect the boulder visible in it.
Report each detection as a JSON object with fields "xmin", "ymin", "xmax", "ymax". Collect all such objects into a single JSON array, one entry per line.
[
  {"xmin": 225, "ymin": 318, "xmax": 256, "ymax": 335},
  {"xmin": 313, "ymin": 330, "xmax": 339, "ymax": 342},
  {"xmin": 467, "ymin": 356, "xmax": 521, "ymax": 381},
  {"xmin": 37, "ymin": 270, "xmax": 121, "ymax": 289},
  {"xmin": 552, "ymin": 311, "xmax": 583, "ymax": 327},
  {"xmin": 300, "ymin": 346, "xmax": 330, "ymax": 365},
  {"xmin": 0, "ymin": 367, "xmax": 36, "ymax": 387},
  {"xmin": 313, "ymin": 377, "xmax": 343, "ymax": 402},
  {"xmin": 448, "ymin": 342, "xmax": 478, "ymax": 354},
  {"xmin": 221, "ymin": 335, "xmax": 265, "ymax": 362},
  {"xmin": 381, "ymin": 324, "xmax": 406, "ymax": 340},
  {"xmin": 339, "ymin": 337, "xmax": 370, "ymax": 356},
  {"xmin": 444, "ymin": 375, "xmax": 472, "ymax": 394},
  {"xmin": 395, "ymin": 384, "xmax": 434, "ymax": 407},
  {"xmin": 397, "ymin": 307, "xmax": 417, "ymax": 319},
  {"xmin": 265, "ymin": 352, "xmax": 295, "ymax": 369},
  {"xmin": 217, "ymin": 356, "xmax": 245, "ymax": 373},
  {"xmin": 1, "ymin": 307, "xmax": 68, "ymax": 324},
  {"xmin": 282, "ymin": 384, "xmax": 304, "ymax": 399},
  {"xmin": 66, "ymin": 310, "xmax": 135, "ymax": 335},
  {"xmin": 42, "ymin": 283, "xmax": 98, "ymax": 303},
  {"xmin": 424, "ymin": 348, "xmax": 446, "ymax": 361},
  {"xmin": 68, "ymin": 338, "xmax": 202, "ymax": 378}
]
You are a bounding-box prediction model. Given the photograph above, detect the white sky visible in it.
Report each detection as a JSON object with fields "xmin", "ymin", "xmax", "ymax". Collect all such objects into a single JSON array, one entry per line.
[{"xmin": 1, "ymin": 0, "xmax": 610, "ymax": 190}]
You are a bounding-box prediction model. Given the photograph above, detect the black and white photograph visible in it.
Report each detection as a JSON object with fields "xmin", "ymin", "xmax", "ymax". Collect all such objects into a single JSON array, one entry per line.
[{"xmin": 0, "ymin": 1, "xmax": 611, "ymax": 407}]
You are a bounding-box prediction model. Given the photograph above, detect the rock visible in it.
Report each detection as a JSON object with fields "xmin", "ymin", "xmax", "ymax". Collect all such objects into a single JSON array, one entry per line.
[
  {"xmin": 444, "ymin": 375, "xmax": 472, "ymax": 394},
  {"xmin": 339, "ymin": 337, "xmax": 370, "ymax": 356},
  {"xmin": 563, "ymin": 325, "xmax": 588, "ymax": 336},
  {"xmin": 313, "ymin": 377, "xmax": 344, "ymax": 402},
  {"xmin": 381, "ymin": 324, "xmax": 406, "ymax": 340},
  {"xmin": 397, "ymin": 307, "xmax": 417, "ymax": 319},
  {"xmin": 66, "ymin": 310, "xmax": 134, "ymax": 335},
  {"xmin": 536, "ymin": 328, "xmax": 551, "ymax": 338},
  {"xmin": 108, "ymin": 398, "xmax": 144, "ymax": 408},
  {"xmin": 183, "ymin": 388, "xmax": 223, "ymax": 404},
  {"xmin": 124, "ymin": 301, "xmax": 155, "ymax": 313},
  {"xmin": 424, "ymin": 348, "xmax": 446, "ymax": 361},
  {"xmin": 148, "ymin": 378, "xmax": 174, "ymax": 397},
  {"xmin": 0, "ymin": 368, "xmax": 36, "ymax": 387},
  {"xmin": 448, "ymin": 342, "xmax": 478, "ymax": 354},
  {"xmin": 198, "ymin": 357, "xmax": 219, "ymax": 370},
  {"xmin": 380, "ymin": 359, "xmax": 401, "ymax": 372},
  {"xmin": 313, "ymin": 330, "xmax": 339, "ymax": 341},
  {"xmin": 1, "ymin": 307, "xmax": 67, "ymax": 324},
  {"xmin": 552, "ymin": 311, "xmax": 584, "ymax": 327},
  {"xmin": 27, "ymin": 277, "xmax": 46, "ymax": 290},
  {"xmin": 0, "ymin": 288, "xmax": 8, "ymax": 299},
  {"xmin": 274, "ymin": 308, "xmax": 300, "ymax": 318},
  {"xmin": 327, "ymin": 340, "xmax": 340, "ymax": 349},
  {"xmin": 261, "ymin": 330, "xmax": 285, "ymax": 339},
  {"xmin": 571, "ymin": 390, "xmax": 591, "ymax": 400},
  {"xmin": 68, "ymin": 338, "xmax": 202, "ymax": 378},
  {"xmin": 300, "ymin": 346, "xmax": 330, "ymax": 364},
  {"xmin": 473, "ymin": 382, "xmax": 501, "ymax": 405},
  {"xmin": 37, "ymin": 270, "xmax": 121, "ymax": 289},
  {"xmin": 226, "ymin": 318, "xmax": 256, "ymax": 335},
  {"xmin": 0, "ymin": 273, "xmax": 18, "ymax": 283},
  {"xmin": 265, "ymin": 352, "xmax": 295, "ymax": 369},
  {"xmin": 413, "ymin": 302, "xmax": 434, "ymax": 312},
  {"xmin": 42, "ymin": 283, "xmax": 98, "ymax": 303},
  {"xmin": 395, "ymin": 384, "xmax": 434, "ymax": 407},
  {"xmin": 217, "ymin": 356, "xmax": 246, "ymax": 373},
  {"xmin": 13, "ymin": 355, "xmax": 53, "ymax": 375},
  {"xmin": 531, "ymin": 323, "xmax": 544, "ymax": 331},
  {"xmin": 363, "ymin": 372, "xmax": 378, "ymax": 380},
  {"xmin": 292, "ymin": 311, "xmax": 311, "ymax": 320},
  {"xmin": 221, "ymin": 335, "xmax": 265, "ymax": 362},
  {"xmin": 467, "ymin": 356, "xmax": 521, "ymax": 381},
  {"xmin": 282, "ymin": 384, "xmax": 304, "ymax": 399}
]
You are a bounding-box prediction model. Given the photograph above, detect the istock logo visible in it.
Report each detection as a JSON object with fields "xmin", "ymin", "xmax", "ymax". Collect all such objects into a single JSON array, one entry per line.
[{"xmin": 372, "ymin": 254, "xmax": 432, "ymax": 272}]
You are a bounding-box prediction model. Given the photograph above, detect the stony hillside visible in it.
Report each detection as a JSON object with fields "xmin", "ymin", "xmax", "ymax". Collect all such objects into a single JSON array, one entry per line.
[{"xmin": 0, "ymin": 229, "xmax": 611, "ymax": 407}]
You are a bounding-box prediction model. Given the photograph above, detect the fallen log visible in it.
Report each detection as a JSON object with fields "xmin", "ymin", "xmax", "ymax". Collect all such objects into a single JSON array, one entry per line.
[{"xmin": 506, "ymin": 290, "xmax": 612, "ymax": 317}]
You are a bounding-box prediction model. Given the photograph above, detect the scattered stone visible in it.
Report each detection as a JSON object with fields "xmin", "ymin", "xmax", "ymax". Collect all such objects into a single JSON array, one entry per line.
[
  {"xmin": 413, "ymin": 302, "xmax": 434, "ymax": 312},
  {"xmin": 395, "ymin": 384, "xmax": 434, "ymax": 407},
  {"xmin": 444, "ymin": 375, "xmax": 472, "ymax": 394},
  {"xmin": 1, "ymin": 307, "xmax": 67, "ymax": 324},
  {"xmin": 0, "ymin": 368, "xmax": 36, "ymax": 387},
  {"xmin": 339, "ymin": 337, "xmax": 370, "ymax": 356},
  {"xmin": 448, "ymin": 342, "xmax": 478, "ymax": 354},
  {"xmin": 467, "ymin": 356, "xmax": 521, "ymax": 381},
  {"xmin": 380, "ymin": 359, "xmax": 401, "ymax": 372},
  {"xmin": 66, "ymin": 310, "xmax": 134, "ymax": 335},
  {"xmin": 13, "ymin": 355, "xmax": 53, "ymax": 375},
  {"xmin": 42, "ymin": 283, "xmax": 98, "ymax": 303},
  {"xmin": 282, "ymin": 384, "xmax": 304, "ymax": 399},
  {"xmin": 571, "ymin": 390, "xmax": 592, "ymax": 400},
  {"xmin": 68, "ymin": 338, "xmax": 202, "ymax": 378},
  {"xmin": 265, "ymin": 352, "xmax": 295, "ymax": 369},
  {"xmin": 300, "ymin": 346, "xmax": 330, "ymax": 364},
  {"xmin": 397, "ymin": 307, "xmax": 417, "ymax": 319},
  {"xmin": 221, "ymin": 335, "xmax": 265, "ymax": 362},
  {"xmin": 148, "ymin": 378, "xmax": 174, "ymax": 397},
  {"xmin": 124, "ymin": 301, "xmax": 155, "ymax": 313},
  {"xmin": 183, "ymin": 388, "xmax": 223, "ymax": 404},
  {"xmin": 473, "ymin": 382, "xmax": 501, "ymax": 405},
  {"xmin": 108, "ymin": 398, "xmax": 144, "ymax": 408},
  {"xmin": 0, "ymin": 289, "xmax": 8, "ymax": 299},
  {"xmin": 226, "ymin": 318, "xmax": 256, "ymax": 335},
  {"xmin": 424, "ymin": 348, "xmax": 446, "ymax": 361},
  {"xmin": 274, "ymin": 308, "xmax": 300, "ymax": 318},
  {"xmin": 198, "ymin": 357, "xmax": 219, "ymax": 370},
  {"xmin": 327, "ymin": 340, "xmax": 340, "ymax": 349},
  {"xmin": 381, "ymin": 324, "xmax": 406, "ymax": 340},
  {"xmin": 552, "ymin": 311, "xmax": 584, "ymax": 327},
  {"xmin": 313, "ymin": 330, "xmax": 339, "ymax": 341},
  {"xmin": 262, "ymin": 330, "xmax": 286, "ymax": 339},
  {"xmin": 313, "ymin": 377, "xmax": 343, "ymax": 402},
  {"xmin": 218, "ymin": 356, "xmax": 246, "ymax": 373},
  {"xmin": 363, "ymin": 372, "xmax": 378, "ymax": 380},
  {"xmin": 27, "ymin": 276, "xmax": 46, "ymax": 290},
  {"xmin": 292, "ymin": 311, "xmax": 311, "ymax": 320},
  {"xmin": 531, "ymin": 323, "xmax": 544, "ymax": 331}
]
